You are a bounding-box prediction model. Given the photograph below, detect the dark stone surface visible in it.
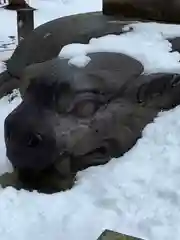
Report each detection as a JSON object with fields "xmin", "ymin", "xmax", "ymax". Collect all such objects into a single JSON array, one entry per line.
[
  {"xmin": 168, "ymin": 37, "xmax": 180, "ymax": 54},
  {"xmin": 103, "ymin": 0, "xmax": 180, "ymax": 23},
  {"xmin": 17, "ymin": 7, "xmax": 35, "ymax": 43},
  {"xmin": 4, "ymin": 1, "xmax": 32, "ymax": 10},
  {"xmin": 97, "ymin": 230, "xmax": 144, "ymax": 240}
]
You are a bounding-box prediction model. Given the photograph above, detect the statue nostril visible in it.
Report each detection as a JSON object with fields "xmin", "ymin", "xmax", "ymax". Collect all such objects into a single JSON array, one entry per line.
[{"xmin": 27, "ymin": 133, "xmax": 43, "ymax": 148}]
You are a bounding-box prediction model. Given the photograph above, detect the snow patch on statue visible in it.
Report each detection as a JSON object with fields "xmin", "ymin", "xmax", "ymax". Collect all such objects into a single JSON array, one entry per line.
[
  {"xmin": 59, "ymin": 22, "xmax": 180, "ymax": 74},
  {"xmin": 68, "ymin": 55, "xmax": 91, "ymax": 68}
]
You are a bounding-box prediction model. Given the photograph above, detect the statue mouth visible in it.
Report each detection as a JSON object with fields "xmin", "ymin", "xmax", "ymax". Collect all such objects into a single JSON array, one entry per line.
[
  {"xmin": 80, "ymin": 146, "xmax": 110, "ymax": 160},
  {"xmin": 70, "ymin": 145, "xmax": 112, "ymax": 172}
]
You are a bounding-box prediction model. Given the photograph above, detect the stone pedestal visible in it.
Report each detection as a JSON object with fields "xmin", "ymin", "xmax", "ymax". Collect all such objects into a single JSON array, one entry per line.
[{"xmin": 17, "ymin": 7, "xmax": 35, "ymax": 43}]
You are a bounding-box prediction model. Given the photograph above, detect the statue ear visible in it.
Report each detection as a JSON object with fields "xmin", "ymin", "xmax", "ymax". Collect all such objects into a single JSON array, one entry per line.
[
  {"xmin": 122, "ymin": 73, "xmax": 176, "ymax": 103},
  {"xmin": 19, "ymin": 62, "xmax": 45, "ymax": 97},
  {"xmin": 19, "ymin": 58, "xmax": 62, "ymax": 97}
]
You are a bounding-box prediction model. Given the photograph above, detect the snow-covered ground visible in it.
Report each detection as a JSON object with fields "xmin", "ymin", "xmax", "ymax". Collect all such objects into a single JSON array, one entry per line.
[{"xmin": 2, "ymin": 1, "xmax": 180, "ymax": 240}]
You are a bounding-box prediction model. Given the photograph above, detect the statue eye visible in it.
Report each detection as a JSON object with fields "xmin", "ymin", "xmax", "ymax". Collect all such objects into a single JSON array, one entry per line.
[{"xmin": 71, "ymin": 100, "xmax": 98, "ymax": 118}]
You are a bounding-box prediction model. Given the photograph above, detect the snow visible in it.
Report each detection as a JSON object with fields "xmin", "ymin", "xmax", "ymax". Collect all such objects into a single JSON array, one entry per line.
[
  {"xmin": 59, "ymin": 23, "xmax": 180, "ymax": 74},
  {"xmin": 30, "ymin": 0, "xmax": 102, "ymax": 26},
  {"xmin": 0, "ymin": 8, "xmax": 17, "ymax": 60},
  {"xmin": 68, "ymin": 55, "xmax": 91, "ymax": 68},
  {"xmin": 2, "ymin": 1, "xmax": 180, "ymax": 240}
]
